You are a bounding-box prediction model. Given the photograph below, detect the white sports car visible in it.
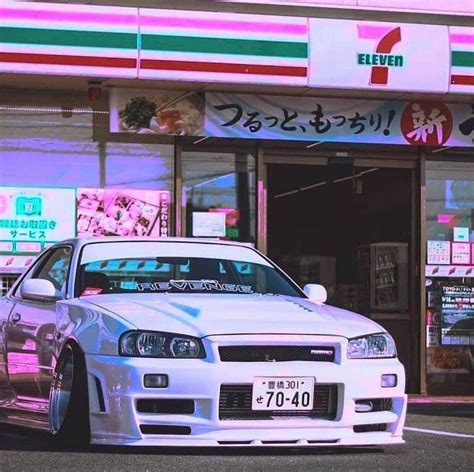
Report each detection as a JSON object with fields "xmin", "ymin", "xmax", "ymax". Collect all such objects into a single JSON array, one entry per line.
[{"xmin": 0, "ymin": 238, "xmax": 406, "ymax": 447}]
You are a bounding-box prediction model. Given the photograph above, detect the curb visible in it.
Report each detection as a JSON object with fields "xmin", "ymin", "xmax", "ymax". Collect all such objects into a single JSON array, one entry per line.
[{"xmin": 408, "ymin": 396, "xmax": 474, "ymax": 404}]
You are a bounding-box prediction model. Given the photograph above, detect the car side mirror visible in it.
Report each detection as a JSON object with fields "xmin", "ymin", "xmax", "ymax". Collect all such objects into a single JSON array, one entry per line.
[
  {"xmin": 303, "ymin": 284, "xmax": 327, "ymax": 304},
  {"xmin": 20, "ymin": 279, "xmax": 60, "ymax": 302}
]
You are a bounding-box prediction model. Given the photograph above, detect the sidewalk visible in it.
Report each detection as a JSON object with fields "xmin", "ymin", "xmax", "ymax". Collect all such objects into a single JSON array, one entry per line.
[{"xmin": 408, "ymin": 395, "xmax": 474, "ymax": 404}]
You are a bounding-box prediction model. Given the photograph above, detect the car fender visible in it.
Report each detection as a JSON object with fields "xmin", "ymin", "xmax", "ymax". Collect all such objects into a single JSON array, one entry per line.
[{"xmin": 55, "ymin": 299, "xmax": 136, "ymax": 358}]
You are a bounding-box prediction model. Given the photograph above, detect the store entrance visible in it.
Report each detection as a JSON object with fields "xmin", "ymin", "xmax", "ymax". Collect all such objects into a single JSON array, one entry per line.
[{"xmin": 267, "ymin": 161, "xmax": 416, "ymax": 389}]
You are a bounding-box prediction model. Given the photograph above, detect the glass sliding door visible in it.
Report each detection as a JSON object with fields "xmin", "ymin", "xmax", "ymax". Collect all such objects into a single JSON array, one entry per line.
[{"xmin": 182, "ymin": 151, "xmax": 256, "ymax": 243}]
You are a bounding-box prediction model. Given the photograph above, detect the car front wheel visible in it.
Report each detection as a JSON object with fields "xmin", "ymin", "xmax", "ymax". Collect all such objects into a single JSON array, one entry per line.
[{"xmin": 49, "ymin": 342, "xmax": 90, "ymax": 445}]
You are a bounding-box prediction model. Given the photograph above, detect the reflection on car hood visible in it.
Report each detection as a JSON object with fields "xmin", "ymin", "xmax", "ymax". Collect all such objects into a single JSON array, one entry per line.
[{"xmin": 83, "ymin": 293, "xmax": 383, "ymax": 339}]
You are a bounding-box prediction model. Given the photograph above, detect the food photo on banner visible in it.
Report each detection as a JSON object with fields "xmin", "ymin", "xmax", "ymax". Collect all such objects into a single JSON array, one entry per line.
[
  {"xmin": 109, "ymin": 89, "xmax": 205, "ymax": 135},
  {"xmin": 77, "ymin": 188, "xmax": 170, "ymax": 237}
]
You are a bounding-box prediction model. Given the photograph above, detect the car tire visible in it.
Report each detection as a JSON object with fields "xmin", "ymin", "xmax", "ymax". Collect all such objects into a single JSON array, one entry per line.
[{"xmin": 49, "ymin": 342, "xmax": 90, "ymax": 446}]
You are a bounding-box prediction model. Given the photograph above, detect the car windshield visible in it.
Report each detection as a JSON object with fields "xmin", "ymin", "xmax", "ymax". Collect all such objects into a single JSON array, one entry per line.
[{"xmin": 76, "ymin": 241, "xmax": 303, "ymax": 298}]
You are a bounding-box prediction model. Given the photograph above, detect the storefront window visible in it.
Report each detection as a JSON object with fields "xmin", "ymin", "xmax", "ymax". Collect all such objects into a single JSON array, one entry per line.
[
  {"xmin": 426, "ymin": 160, "xmax": 474, "ymax": 392},
  {"xmin": 182, "ymin": 151, "xmax": 255, "ymax": 243},
  {"xmin": 0, "ymin": 105, "xmax": 99, "ymax": 188},
  {"xmin": 0, "ymin": 99, "xmax": 174, "ymax": 278},
  {"xmin": 79, "ymin": 143, "xmax": 173, "ymax": 238}
]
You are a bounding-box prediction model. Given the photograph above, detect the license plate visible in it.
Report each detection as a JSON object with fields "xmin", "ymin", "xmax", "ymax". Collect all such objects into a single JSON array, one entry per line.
[{"xmin": 251, "ymin": 377, "xmax": 314, "ymax": 411}]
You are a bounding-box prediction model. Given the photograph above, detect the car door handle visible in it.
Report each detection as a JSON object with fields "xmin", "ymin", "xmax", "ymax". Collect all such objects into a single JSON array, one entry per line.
[{"xmin": 11, "ymin": 313, "xmax": 21, "ymax": 324}]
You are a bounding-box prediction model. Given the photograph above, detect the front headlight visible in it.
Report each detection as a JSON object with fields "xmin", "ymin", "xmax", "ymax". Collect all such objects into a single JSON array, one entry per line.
[
  {"xmin": 347, "ymin": 333, "xmax": 397, "ymax": 359},
  {"xmin": 120, "ymin": 331, "xmax": 205, "ymax": 359}
]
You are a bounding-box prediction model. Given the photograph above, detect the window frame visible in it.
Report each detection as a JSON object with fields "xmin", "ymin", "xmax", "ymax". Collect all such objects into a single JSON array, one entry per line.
[{"xmin": 12, "ymin": 244, "xmax": 74, "ymax": 302}]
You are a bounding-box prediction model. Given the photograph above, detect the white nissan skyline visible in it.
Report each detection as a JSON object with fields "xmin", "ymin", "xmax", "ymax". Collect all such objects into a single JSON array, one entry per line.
[{"xmin": 0, "ymin": 238, "xmax": 406, "ymax": 447}]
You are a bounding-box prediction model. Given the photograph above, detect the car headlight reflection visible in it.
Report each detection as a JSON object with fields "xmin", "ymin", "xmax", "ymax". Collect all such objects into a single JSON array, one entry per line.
[
  {"xmin": 120, "ymin": 331, "xmax": 205, "ymax": 359},
  {"xmin": 347, "ymin": 333, "xmax": 397, "ymax": 359}
]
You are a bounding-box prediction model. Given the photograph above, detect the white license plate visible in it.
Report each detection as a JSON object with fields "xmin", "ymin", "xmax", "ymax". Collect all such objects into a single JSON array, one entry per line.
[{"xmin": 251, "ymin": 377, "xmax": 314, "ymax": 411}]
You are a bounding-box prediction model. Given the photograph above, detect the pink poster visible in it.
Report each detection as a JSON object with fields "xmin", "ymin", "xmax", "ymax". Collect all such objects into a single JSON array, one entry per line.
[
  {"xmin": 451, "ymin": 242, "xmax": 470, "ymax": 265},
  {"xmin": 77, "ymin": 188, "xmax": 170, "ymax": 238}
]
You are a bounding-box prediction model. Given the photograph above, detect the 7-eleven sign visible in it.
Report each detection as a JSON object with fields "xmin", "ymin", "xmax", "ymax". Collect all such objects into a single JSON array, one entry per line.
[
  {"xmin": 357, "ymin": 25, "xmax": 403, "ymax": 86},
  {"xmin": 309, "ymin": 19, "xmax": 449, "ymax": 93}
]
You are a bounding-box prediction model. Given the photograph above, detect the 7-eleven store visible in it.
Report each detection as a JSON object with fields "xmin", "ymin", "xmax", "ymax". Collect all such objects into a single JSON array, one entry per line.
[{"xmin": 0, "ymin": 1, "xmax": 473, "ymax": 394}]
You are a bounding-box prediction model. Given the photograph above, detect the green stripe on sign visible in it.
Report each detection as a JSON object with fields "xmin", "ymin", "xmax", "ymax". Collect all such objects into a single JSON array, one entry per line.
[
  {"xmin": 452, "ymin": 50, "xmax": 474, "ymax": 67},
  {"xmin": 141, "ymin": 35, "xmax": 308, "ymax": 58},
  {"xmin": 0, "ymin": 27, "xmax": 137, "ymax": 49}
]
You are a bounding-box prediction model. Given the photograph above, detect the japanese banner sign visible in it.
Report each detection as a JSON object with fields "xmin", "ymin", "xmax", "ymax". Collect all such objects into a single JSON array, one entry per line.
[
  {"xmin": 205, "ymin": 93, "xmax": 474, "ymax": 147},
  {"xmin": 308, "ymin": 19, "xmax": 450, "ymax": 93},
  {"xmin": 0, "ymin": 187, "xmax": 76, "ymax": 254}
]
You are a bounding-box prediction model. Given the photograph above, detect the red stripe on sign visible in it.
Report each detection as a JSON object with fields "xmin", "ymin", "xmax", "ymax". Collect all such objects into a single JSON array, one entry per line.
[
  {"xmin": 0, "ymin": 52, "xmax": 136, "ymax": 68},
  {"xmin": 140, "ymin": 59, "xmax": 307, "ymax": 77},
  {"xmin": 451, "ymin": 74, "xmax": 474, "ymax": 86}
]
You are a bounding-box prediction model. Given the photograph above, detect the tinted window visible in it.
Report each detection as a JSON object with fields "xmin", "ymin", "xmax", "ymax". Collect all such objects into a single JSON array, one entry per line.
[{"xmin": 31, "ymin": 246, "xmax": 72, "ymax": 297}]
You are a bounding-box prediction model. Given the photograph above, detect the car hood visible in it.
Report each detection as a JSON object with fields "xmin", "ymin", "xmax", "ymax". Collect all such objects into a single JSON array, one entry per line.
[{"xmin": 82, "ymin": 293, "xmax": 383, "ymax": 339}]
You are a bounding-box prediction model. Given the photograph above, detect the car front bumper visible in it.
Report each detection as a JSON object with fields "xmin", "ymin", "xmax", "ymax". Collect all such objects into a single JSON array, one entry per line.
[{"xmin": 85, "ymin": 335, "xmax": 407, "ymax": 447}]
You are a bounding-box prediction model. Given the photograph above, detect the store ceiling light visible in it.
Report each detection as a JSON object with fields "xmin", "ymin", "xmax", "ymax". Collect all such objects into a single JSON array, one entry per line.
[
  {"xmin": 273, "ymin": 167, "xmax": 380, "ymax": 199},
  {"xmin": 193, "ymin": 136, "xmax": 211, "ymax": 144},
  {"xmin": 432, "ymin": 146, "xmax": 452, "ymax": 153},
  {"xmin": 306, "ymin": 141, "xmax": 323, "ymax": 149},
  {"xmin": 0, "ymin": 106, "xmax": 107, "ymax": 114}
]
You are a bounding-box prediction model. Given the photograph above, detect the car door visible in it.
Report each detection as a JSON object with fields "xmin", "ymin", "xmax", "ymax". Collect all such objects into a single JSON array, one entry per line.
[
  {"xmin": 5, "ymin": 246, "xmax": 72, "ymax": 402},
  {"xmin": 0, "ymin": 297, "xmax": 16, "ymax": 403}
]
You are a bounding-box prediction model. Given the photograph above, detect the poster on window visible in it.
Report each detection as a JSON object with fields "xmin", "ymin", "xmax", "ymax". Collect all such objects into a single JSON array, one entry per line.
[
  {"xmin": 440, "ymin": 285, "xmax": 474, "ymax": 346},
  {"xmin": 192, "ymin": 212, "xmax": 226, "ymax": 237},
  {"xmin": 427, "ymin": 240, "xmax": 451, "ymax": 265},
  {"xmin": 0, "ymin": 187, "xmax": 76, "ymax": 254},
  {"xmin": 451, "ymin": 242, "xmax": 471, "ymax": 264},
  {"xmin": 77, "ymin": 188, "xmax": 170, "ymax": 238},
  {"xmin": 427, "ymin": 346, "xmax": 473, "ymax": 374}
]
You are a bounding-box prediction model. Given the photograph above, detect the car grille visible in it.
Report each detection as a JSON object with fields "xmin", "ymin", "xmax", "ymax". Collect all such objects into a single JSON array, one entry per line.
[
  {"xmin": 219, "ymin": 384, "xmax": 338, "ymax": 420},
  {"xmin": 219, "ymin": 346, "xmax": 335, "ymax": 363}
]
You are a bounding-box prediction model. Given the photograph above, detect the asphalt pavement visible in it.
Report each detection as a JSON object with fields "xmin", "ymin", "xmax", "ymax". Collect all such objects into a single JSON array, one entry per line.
[{"xmin": 0, "ymin": 403, "xmax": 472, "ymax": 472}]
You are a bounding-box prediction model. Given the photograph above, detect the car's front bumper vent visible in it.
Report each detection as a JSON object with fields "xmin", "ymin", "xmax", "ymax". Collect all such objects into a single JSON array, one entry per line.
[
  {"xmin": 355, "ymin": 398, "xmax": 392, "ymax": 413},
  {"xmin": 353, "ymin": 423, "xmax": 387, "ymax": 433},
  {"xmin": 137, "ymin": 399, "xmax": 195, "ymax": 414},
  {"xmin": 218, "ymin": 346, "xmax": 335, "ymax": 362},
  {"xmin": 139, "ymin": 425, "xmax": 191, "ymax": 435},
  {"xmin": 219, "ymin": 384, "xmax": 338, "ymax": 420}
]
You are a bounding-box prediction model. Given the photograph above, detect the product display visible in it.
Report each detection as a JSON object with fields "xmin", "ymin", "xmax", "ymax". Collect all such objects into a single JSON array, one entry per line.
[{"xmin": 358, "ymin": 243, "xmax": 408, "ymax": 312}]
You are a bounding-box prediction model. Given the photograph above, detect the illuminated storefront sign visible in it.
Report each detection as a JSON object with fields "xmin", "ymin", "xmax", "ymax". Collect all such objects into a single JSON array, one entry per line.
[
  {"xmin": 0, "ymin": 2, "xmax": 138, "ymax": 78},
  {"xmin": 308, "ymin": 19, "xmax": 450, "ymax": 92},
  {"xmin": 1, "ymin": 2, "xmax": 471, "ymax": 95},
  {"xmin": 0, "ymin": 187, "xmax": 76, "ymax": 254},
  {"xmin": 138, "ymin": 9, "xmax": 309, "ymax": 86},
  {"xmin": 449, "ymin": 26, "xmax": 474, "ymax": 94}
]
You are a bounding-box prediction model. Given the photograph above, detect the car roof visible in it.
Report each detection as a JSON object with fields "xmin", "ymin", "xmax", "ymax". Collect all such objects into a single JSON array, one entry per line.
[{"xmin": 58, "ymin": 237, "xmax": 256, "ymax": 250}]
